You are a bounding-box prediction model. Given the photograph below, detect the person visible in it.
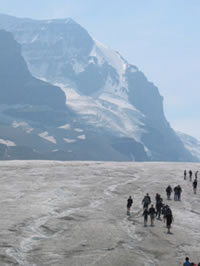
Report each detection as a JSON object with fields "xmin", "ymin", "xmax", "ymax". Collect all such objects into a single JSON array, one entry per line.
[
  {"xmin": 177, "ymin": 185, "xmax": 182, "ymax": 200},
  {"xmin": 143, "ymin": 208, "xmax": 149, "ymax": 226},
  {"xmin": 155, "ymin": 193, "xmax": 161, "ymax": 203},
  {"xmin": 165, "ymin": 207, "xmax": 173, "ymax": 233},
  {"xmin": 184, "ymin": 170, "xmax": 187, "ymax": 180},
  {"xmin": 142, "ymin": 193, "xmax": 151, "ymax": 209},
  {"xmin": 195, "ymin": 170, "xmax": 199, "ymax": 179},
  {"xmin": 162, "ymin": 204, "xmax": 168, "ymax": 223},
  {"xmin": 174, "ymin": 186, "xmax": 178, "ymax": 201},
  {"xmin": 166, "ymin": 185, "xmax": 172, "ymax": 200},
  {"xmin": 183, "ymin": 257, "xmax": 191, "ymax": 266},
  {"xmin": 190, "ymin": 263, "xmax": 197, "ymax": 266},
  {"xmin": 156, "ymin": 199, "xmax": 163, "ymax": 220},
  {"xmin": 193, "ymin": 178, "xmax": 197, "ymax": 194},
  {"xmin": 149, "ymin": 204, "xmax": 156, "ymax": 226},
  {"xmin": 127, "ymin": 196, "xmax": 133, "ymax": 215},
  {"xmin": 189, "ymin": 170, "xmax": 193, "ymax": 181},
  {"xmin": 197, "ymin": 263, "xmax": 200, "ymax": 266}
]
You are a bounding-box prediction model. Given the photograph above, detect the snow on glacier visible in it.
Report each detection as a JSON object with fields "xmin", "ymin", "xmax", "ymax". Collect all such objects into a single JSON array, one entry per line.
[{"xmin": 58, "ymin": 85, "xmax": 144, "ymax": 141}]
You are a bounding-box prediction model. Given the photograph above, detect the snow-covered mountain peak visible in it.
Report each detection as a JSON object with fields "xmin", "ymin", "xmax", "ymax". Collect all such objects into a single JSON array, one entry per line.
[
  {"xmin": 0, "ymin": 14, "xmax": 198, "ymax": 161},
  {"xmin": 43, "ymin": 18, "xmax": 75, "ymax": 25}
]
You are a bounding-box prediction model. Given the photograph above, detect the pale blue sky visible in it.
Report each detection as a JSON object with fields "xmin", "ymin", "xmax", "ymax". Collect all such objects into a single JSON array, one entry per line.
[{"xmin": 0, "ymin": 0, "xmax": 199, "ymax": 139}]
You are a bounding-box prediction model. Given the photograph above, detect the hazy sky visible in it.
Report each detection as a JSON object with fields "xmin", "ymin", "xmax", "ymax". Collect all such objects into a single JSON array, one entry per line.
[{"xmin": 0, "ymin": 0, "xmax": 199, "ymax": 139}]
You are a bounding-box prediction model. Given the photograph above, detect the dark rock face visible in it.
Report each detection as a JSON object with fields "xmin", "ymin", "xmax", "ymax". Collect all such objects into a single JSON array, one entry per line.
[{"xmin": 0, "ymin": 30, "xmax": 66, "ymax": 110}]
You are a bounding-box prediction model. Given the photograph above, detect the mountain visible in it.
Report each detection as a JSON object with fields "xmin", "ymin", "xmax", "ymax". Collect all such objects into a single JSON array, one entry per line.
[
  {"xmin": 0, "ymin": 14, "xmax": 198, "ymax": 161},
  {"xmin": 0, "ymin": 29, "xmax": 147, "ymax": 161}
]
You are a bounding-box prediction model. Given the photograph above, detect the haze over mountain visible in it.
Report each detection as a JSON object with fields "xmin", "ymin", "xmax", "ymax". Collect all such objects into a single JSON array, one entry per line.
[{"xmin": 0, "ymin": 14, "xmax": 198, "ymax": 161}]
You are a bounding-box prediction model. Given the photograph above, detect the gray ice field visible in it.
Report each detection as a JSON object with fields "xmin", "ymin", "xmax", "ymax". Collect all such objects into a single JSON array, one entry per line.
[{"xmin": 0, "ymin": 161, "xmax": 200, "ymax": 266}]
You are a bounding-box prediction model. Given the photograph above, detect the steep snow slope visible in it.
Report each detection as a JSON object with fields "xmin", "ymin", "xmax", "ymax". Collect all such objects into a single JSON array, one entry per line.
[
  {"xmin": 0, "ymin": 161, "xmax": 200, "ymax": 265},
  {"xmin": 177, "ymin": 132, "xmax": 200, "ymax": 161}
]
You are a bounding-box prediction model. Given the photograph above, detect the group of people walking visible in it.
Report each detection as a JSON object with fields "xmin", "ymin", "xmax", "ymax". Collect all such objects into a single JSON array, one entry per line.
[
  {"xmin": 141, "ymin": 192, "xmax": 173, "ymax": 233},
  {"xmin": 126, "ymin": 168, "xmax": 200, "ymax": 264},
  {"xmin": 127, "ymin": 190, "xmax": 174, "ymax": 233},
  {"xmin": 184, "ymin": 170, "xmax": 198, "ymax": 194},
  {"xmin": 165, "ymin": 184, "xmax": 182, "ymax": 201}
]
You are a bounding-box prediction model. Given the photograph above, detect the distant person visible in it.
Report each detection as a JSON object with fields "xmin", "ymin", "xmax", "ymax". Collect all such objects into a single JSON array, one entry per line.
[
  {"xmin": 174, "ymin": 186, "xmax": 178, "ymax": 201},
  {"xmin": 193, "ymin": 178, "xmax": 198, "ymax": 194},
  {"xmin": 127, "ymin": 196, "xmax": 133, "ymax": 215},
  {"xmin": 155, "ymin": 193, "xmax": 161, "ymax": 203},
  {"xmin": 162, "ymin": 204, "xmax": 168, "ymax": 223},
  {"xmin": 183, "ymin": 257, "xmax": 191, "ymax": 266},
  {"xmin": 166, "ymin": 185, "xmax": 172, "ymax": 200},
  {"xmin": 149, "ymin": 204, "xmax": 156, "ymax": 226},
  {"xmin": 184, "ymin": 170, "xmax": 187, "ymax": 180},
  {"xmin": 156, "ymin": 200, "xmax": 163, "ymax": 220},
  {"xmin": 177, "ymin": 185, "xmax": 182, "ymax": 200},
  {"xmin": 189, "ymin": 170, "xmax": 193, "ymax": 181},
  {"xmin": 165, "ymin": 207, "xmax": 173, "ymax": 233},
  {"xmin": 195, "ymin": 171, "xmax": 199, "ymax": 179},
  {"xmin": 142, "ymin": 193, "xmax": 151, "ymax": 209},
  {"xmin": 143, "ymin": 208, "xmax": 149, "ymax": 226}
]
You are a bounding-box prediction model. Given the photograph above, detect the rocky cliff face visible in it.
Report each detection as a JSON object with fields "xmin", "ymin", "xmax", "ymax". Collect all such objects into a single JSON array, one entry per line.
[{"xmin": 0, "ymin": 14, "xmax": 197, "ymax": 161}]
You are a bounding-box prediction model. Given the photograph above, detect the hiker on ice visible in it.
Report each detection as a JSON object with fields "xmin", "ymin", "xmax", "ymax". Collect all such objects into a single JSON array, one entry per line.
[
  {"xmin": 174, "ymin": 186, "xmax": 178, "ymax": 201},
  {"xmin": 143, "ymin": 208, "xmax": 149, "ymax": 226},
  {"xmin": 177, "ymin": 185, "xmax": 182, "ymax": 200},
  {"xmin": 162, "ymin": 204, "xmax": 169, "ymax": 223},
  {"xmin": 184, "ymin": 170, "xmax": 187, "ymax": 180},
  {"xmin": 165, "ymin": 207, "xmax": 173, "ymax": 234},
  {"xmin": 193, "ymin": 178, "xmax": 198, "ymax": 194},
  {"xmin": 142, "ymin": 193, "xmax": 151, "ymax": 209},
  {"xmin": 127, "ymin": 196, "xmax": 133, "ymax": 215},
  {"xmin": 149, "ymin": 204, "xmax": 156, "ymax": 226},
  {"xmin": 174, "ymin": 185, "xmax": 182, "ymax": 201},
  {"xmin": 155, "ymin": 193, "xmax": 161, "ymax": 203},
  {"xmin": 156, "ymin": 199, "xmax": 163, "ymax": 220},
  {"xmin": 189, "ymin": 170, "xmax": 193, "ymax": 181},
  {"xmin": 195, "ymin": 170, "xmax": 199, "ymax": 179},
  {"xmin": 166, "ymin": 185, "xmax": 172, "ymax": 200}
]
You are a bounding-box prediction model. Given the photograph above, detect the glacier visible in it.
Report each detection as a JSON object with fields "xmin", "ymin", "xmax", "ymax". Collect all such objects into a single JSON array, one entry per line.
[{"xmin": 0, "ymin": 161, "xmax": 199, "ymax": 265}]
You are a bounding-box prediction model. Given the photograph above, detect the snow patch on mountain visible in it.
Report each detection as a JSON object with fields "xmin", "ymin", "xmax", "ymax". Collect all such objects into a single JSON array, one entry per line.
[
  {"xmin": 31, "ymin": 34, "xmax": 39, "ymax": 43},
  {"xmin": 58, "ymin": 124, "xmax": 71, "ymax": 130},
  {"xmin": 0, "ymin": 138, "xmax": 16, "ymax": 147},
  {"xmin": 77, "ymin": 134, "xmax": 86, "ymax": 140},
  {"xmin": 12, "ymin": 121, "xmax": 33, "ymax": 134},
  {"xmin": 74, "ymin": 128, "xmax": 84, "ymax": 133},
  {"xmin": 72, "ymin": 61, "xmax": 85, "ymax": 74},
  {"xmin": 39, "ymin": 132, "xmax": 56, "ymax": 144},
  {"xmin": 63, "ymin": 138, "xmax": 77, "ymax": 143}
]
